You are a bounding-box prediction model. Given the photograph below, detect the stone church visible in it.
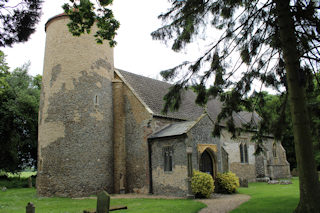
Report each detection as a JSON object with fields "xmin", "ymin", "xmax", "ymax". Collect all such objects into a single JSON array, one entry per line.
[{"xmin": 37, "ymin": 14, "xmax": 290, "ymax": 197}]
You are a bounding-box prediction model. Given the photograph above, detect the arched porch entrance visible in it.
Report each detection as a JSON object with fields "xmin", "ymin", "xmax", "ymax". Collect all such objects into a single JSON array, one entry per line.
[{"xmin": 199, "ymin": 148, "xmax": 217, "ymax": 178}]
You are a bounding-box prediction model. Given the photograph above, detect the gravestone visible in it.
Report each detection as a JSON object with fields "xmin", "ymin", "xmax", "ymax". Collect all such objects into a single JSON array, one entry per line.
[
  {"xmin": 26, "ymin": 202, "xmax": 35, "ymax": 213},
  {"xmin": 280, "ymin": 180, "xmax": 292, "ymax": 185},
  {"xmin": 96, "ymin": 191, "xmax": 110, "ymax": 213},
  {"xmin": 268, "ymin": 180, "xmax": 279, "ymax": 184},
  {"xmin": 28, "ymin": 177, "xmax": 32, "ymax": 188},
  {"xmin": 256, "ymin": 177, "xmax": 270, "ymax": 182},
  {"xmin": 239, "ymin": 178, "xmax": 248, "ymax": 187}
]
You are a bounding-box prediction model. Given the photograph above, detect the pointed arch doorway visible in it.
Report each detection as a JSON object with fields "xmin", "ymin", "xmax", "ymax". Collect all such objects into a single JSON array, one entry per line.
[{"xmin": 199, "ymin": 149, "xmax": 216, "ymax": 178}]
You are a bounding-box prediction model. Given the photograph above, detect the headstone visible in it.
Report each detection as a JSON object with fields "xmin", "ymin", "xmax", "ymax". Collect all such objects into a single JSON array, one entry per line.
[
  {"xmin": 280, "ymin": 180, "xmax": 292, "ymax": 185},
  {"xmin": 268, "ymin": 180, "xmax": 279, "ymax": 184},
  {"xmin": 26, "ymin": 202, "xmax": 35, "ymax": 213},
  {"xmin": 96, "ymin": 191, "xmax": 110, "ymax": 213},
  {"xmin": 256, "ymin": 177, "xmax": 270, "ymax": 182},
  {"xmin": 1, "ymin": 186, "xmax": 7, "ymax": 192},
  {"xmin": 239, "ymin": 178, "xmax": 248, "ymax": 187},
  {"xmin": 28, "ymin": 177, "xmax": 32, "ymax": 188},
  {"xmin": 291, "ymin": 168, "xmax": 298, "ymax": 177}
]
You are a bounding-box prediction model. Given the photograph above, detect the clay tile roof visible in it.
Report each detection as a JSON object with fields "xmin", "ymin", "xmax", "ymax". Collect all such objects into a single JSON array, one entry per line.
[{"xmin": 116, "ymin": 69, "xmax": 261, "ymax": 127}]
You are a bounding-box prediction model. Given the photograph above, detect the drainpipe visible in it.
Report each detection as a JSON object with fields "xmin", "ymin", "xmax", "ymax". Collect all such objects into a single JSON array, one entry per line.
[{"xmin": 148, "ymin": 139, "xmax": 153, "ymax": 194}]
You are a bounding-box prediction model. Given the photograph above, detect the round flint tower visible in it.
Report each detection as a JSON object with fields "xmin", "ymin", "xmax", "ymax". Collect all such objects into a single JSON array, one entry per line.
[{"xmin": 37, "ymin": 14, "xmax": 114, "ymax": 197}]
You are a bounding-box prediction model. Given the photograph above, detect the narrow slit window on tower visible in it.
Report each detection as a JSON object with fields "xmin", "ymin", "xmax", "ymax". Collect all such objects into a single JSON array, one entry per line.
[
  {"xmin": 163, "ymin": 146, "xmax": 173, "ymax": 172},
  {"xmin": 94, "ymin": 95, "xmax": 99, "ymax": 106}
]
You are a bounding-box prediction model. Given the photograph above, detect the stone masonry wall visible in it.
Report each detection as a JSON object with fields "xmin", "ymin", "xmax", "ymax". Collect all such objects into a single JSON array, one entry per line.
[
  {"xmin": 113, "ymin": 80, "xmax": 126, "ymax": 193},
  {"xmin": 264, "ymin": 138, "xmax": 291, "ymax": 179},
  {"xmin": 37, "ymin": 16, "xmax": 114, "ymax": 197},
  {"xmin": 115, "ymin": 73, "xmax": 180, "ymax": 194},
  {"xmin": 150, "ymin": 137, "xmax": 188, "ymax": 196},
  {"xmin": 221, "ymin": 130, "xmax": 256, "ymax": 181},
  {"xmin": 122, "ymin": 83, "xmax": 152, "ymax": 194},
  {"xmin": 187, "ymin": 115, "xmax": 222, "ymax": 174}
]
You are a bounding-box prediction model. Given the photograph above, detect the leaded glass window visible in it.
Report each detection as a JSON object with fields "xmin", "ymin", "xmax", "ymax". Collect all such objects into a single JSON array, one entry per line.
[{"xmin": 163, "ymin": 146, "xmax": 173, "ymax": 171}]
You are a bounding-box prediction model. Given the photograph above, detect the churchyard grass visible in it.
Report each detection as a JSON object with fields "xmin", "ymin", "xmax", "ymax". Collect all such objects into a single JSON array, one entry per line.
[
  {"xmin": 232, "ymin": 177, "xmax": 299, "ymax": 213},
  {"xmin": 0, "ymin": 188, "xmax": 206, "ymax": 213}
]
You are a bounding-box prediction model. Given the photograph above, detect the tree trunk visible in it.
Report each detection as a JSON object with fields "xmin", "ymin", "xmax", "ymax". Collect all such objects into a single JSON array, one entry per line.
[{"xmin": 275, "ymin": 0, "xmax": 320, "ymax": 212}]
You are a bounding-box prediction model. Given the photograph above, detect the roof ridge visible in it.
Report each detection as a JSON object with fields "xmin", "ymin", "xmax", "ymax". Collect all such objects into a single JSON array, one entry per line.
[{"xmin": 115, "ymin": 68, "xmax": 172, "ymax": 86}]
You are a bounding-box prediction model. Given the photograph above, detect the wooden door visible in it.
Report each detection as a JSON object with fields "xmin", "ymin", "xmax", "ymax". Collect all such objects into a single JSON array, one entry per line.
[{"xmin": 200, "ymin": 150, "xmax": 214, "ymax": 176}]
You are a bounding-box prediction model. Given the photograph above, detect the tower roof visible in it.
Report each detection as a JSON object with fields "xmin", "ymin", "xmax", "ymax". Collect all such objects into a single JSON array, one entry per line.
[{"xmin": 45, "ymin": 13, "xmax": 68, "ymax": 32}]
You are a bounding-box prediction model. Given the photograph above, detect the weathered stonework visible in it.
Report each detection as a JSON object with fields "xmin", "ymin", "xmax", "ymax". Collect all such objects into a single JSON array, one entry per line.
[
  {"xmin": 187, "ymin": 115, "xmax": 223, "ymax": 175},
  {"xmin": 113, "ymin": 80, "xmax": 126, "ymax": 193},
  {"xmin": 37, "ymin": 16, "xmax": 114, "ymax": 197},
  {"xmin": 122, "ymin": 82, "xmax": 152, "ymax": 194},
  {"xmin": 221, "ymin": 130, "xmax": 290, "ymax": 181},
  {"xmin": 263, "ymin": 138, "xmax": 291, "ymax": 179},
  {"xmin": 221, "ymin": 130, "xmax": 257, "ymax": 181},
  {"xmin": 150, "ymin": 137, "xmax": 188, "ymax": 196}
]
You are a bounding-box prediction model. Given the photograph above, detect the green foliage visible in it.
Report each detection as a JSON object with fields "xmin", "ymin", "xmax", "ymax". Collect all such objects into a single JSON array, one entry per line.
[
  {"xmin": 0, "ymin": 188, "xmax": 206, "ymax": 213},
  {"xmin": 215, "ymin": 172, "xmax": 240, "ymax": 194},
  {"xmin": 152, "ymin": 0, "xmax": 320, "ymax": 140},
  {"xmin": 244, "ymin": 92, "xmax": 297, "ymax": 169},
  {"xmin": 0, "ymin": 171, "xmax": 36, "ymax": 189},
  {"xmin": 152, "ymin": 2, "xmax": 320, "ymax": 209},
  {"xmin": 0, "ymin": 52, "xmax": 40, "ymax": 173},
  {"xmin": 0, "ymin": 0, "xmax": 43, "ymax": 47},
  {"xmin": 63, "ymin": 0, "xmax": 120, "ymax": 46},
  {"xmin": 191, "ymin": 170, "xmax": 214, "ymax": 198}
]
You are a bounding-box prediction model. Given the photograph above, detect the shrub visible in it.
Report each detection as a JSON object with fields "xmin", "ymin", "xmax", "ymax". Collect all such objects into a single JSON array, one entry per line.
[
  {"xmin": 0, "ymin": 172, "xmax": 37, "ymax": 188},
  {"xmin": 191, "ymin": 170, "xmax": 214, "ymax": 198},
  {"xmin": 215, "ymin": 172, "xmax": 240, "ymax": 194}
]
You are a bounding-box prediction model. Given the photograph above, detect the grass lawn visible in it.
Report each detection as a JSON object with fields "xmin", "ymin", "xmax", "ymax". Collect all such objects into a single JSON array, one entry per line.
[
  {"xmin": 231, "ymin": 177, "xmax": 300, "ymax": 213},
  {"xmin": 0, "ymin": 188, "xmax": 206, "ymax": 213}
]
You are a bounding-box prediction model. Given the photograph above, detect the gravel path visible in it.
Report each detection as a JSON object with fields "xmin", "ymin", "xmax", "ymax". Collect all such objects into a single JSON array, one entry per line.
[{"xmin": 197, "ymin": 193, "xmax": 251, "ymax": 213}]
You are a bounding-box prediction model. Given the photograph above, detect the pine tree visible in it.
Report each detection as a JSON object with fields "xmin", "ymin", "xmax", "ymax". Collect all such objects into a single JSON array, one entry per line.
[{"xmin": 151, "ymin": 0, "xmax": 320, "ymax": 212}]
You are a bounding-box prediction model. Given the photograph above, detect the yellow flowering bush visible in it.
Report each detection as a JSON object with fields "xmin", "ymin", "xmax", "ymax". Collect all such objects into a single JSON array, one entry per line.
[
  {"xmin": 215, "ymin": 172, "xmax": 240, "ymax": 194},
  {"xmin": 191, "ymin": 170, "xmax": 214, "ymax": 198}
]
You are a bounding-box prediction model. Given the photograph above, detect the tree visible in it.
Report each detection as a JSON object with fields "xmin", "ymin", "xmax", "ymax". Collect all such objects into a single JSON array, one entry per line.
[
  {"xmin": 0, "ymin": 0, "xmax": 43, "ymax": 47},
  {"xmin": 246, "ymin": 92, "xmax": 297, "ymax": 169},
  {"xmin": 62, "ymin": 0, "xmax": 119, "ymax": 47},
  {"xmin": 0, "ymin": 52, "xmax": 40, "ymax": 172},
  {"xmin": 151, "ymin": 0, "xmax": 320, "ymax": 212},
  {"xmin": 0, "ymin": 0, "xmax": 119, "ymax": 47}
]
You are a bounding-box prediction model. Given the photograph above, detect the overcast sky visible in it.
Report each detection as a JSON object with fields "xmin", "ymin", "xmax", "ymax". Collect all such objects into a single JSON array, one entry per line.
[{"xmin": 1, "ymin": 1, "xmax": 204, "ymax": 79}]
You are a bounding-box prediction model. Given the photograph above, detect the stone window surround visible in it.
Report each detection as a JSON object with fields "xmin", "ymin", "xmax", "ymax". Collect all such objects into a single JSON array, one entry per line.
[
  {"xmin": 163, "ymin": 146, "xmax": 173, "ymax": 172},
  {"xmin": 239, "ymin": 140, "xmax": 249, "ymax": 164},
  {"xmin": 197, "ymin": 144, "xmax": 218, "ymax": 179},
  {"xmin": 273, "ymin": 142, "xmax": 278, "ymax": 158},
  {"xmin": 94, "ymin": 94, "xmax": 99, "ymax": 106}
]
